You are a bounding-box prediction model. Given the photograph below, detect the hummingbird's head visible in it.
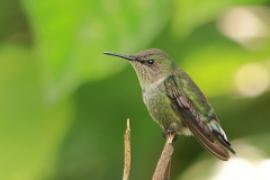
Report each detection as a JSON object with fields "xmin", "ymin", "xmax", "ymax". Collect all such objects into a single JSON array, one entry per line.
[{"xmin": 104, "ymin": 49, "xmax": 177, "ymax": 88}]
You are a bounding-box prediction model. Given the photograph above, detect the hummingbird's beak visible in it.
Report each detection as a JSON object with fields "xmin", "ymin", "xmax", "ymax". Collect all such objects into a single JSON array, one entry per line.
[{"xmin": 103, "ymin": 52, "xmax": 136, "ymax": 61}]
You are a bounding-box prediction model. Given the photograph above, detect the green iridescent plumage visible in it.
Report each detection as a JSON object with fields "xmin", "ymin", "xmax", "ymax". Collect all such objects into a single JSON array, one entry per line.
[{"xmin": 104, "ymin": 49, "xmax": 235, "ymax": 161}]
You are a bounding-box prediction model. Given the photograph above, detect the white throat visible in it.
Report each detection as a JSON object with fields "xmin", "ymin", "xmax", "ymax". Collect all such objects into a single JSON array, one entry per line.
[{"xmin": 143, "ymin": 75, "xmax": 168, "ymax": 92}]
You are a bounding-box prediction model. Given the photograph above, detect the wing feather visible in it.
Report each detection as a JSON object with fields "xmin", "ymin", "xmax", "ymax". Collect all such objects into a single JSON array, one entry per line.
[{"xmin": 164, "ymin": 72, "xmax": 235, "ymax": 160}]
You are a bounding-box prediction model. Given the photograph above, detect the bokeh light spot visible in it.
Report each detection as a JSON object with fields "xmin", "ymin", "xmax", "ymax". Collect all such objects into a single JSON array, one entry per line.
[
  {"xmin": 234, "ymin": 63, "xmax": 269, "ymax": 97},
  {"xmin": 212, "ymin": 158, "xmax": 270, "ymax": 180},
  {"xmin": 217, "ymin": 6, "xmax": 270, "ymax": 49},
  {"xmin": 212, "ymin": 158, "xmax": 256, "ymax": 180}
]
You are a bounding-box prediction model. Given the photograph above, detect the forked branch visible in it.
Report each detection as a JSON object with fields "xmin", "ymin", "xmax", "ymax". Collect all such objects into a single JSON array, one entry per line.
[{"xmin": 122, "ymin": 119, "xmax": 176, "ymax": 180}]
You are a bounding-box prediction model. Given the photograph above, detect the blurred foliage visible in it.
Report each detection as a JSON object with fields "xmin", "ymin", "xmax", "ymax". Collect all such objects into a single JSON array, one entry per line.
[
  {"xmin": 22, "ymin": 0, "xmax": 170, "ymax": 102},
  {"xmin": 1, "ymin": 0, "xmax": 270, "ymax": 180}
]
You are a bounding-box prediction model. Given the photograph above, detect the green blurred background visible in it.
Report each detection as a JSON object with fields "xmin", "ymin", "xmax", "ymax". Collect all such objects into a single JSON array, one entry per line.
[{"xmin": 1, "ymin": 0, "xmax": 270, "ymax": 179}]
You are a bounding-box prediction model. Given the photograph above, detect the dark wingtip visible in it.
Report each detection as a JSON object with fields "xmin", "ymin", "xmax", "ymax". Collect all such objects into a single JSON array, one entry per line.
[
  {"xmin": 228, "ymin": 146, "xmax": 236, "ymax": 155},
  {"xmin": 212, "ymin": 130, "xmax": 236, "ymax": 155}
]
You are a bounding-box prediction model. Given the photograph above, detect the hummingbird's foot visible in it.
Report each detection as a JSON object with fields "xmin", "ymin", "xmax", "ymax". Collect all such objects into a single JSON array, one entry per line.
[{"xmin": 162, "ymin": 129, "xmax": 177, "ymax": 143}]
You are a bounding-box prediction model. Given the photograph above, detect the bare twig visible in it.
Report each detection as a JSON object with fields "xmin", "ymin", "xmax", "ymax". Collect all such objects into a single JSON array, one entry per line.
[
  {"xmin": 164, "ymin": 159, "xmax": 171, "ymax": 180},
  {"xmin": 123, "ymin": 119, "xmax": 131, "ymax": 180},
  {"xmin": 152, "ymin": 134, "xmax": 176, "ymax": 180}
]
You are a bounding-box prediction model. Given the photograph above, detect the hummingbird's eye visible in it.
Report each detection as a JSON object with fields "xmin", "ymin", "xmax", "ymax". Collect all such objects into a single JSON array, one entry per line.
[{"xmin": 147, "ymin": 59, "xmax": 154, "ymax": 65}]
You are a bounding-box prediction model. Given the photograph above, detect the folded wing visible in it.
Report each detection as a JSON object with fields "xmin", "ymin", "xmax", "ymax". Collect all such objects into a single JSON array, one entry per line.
[{"xmin": 164, "ymin": 71, "xmax": 235, "ymax": 161}]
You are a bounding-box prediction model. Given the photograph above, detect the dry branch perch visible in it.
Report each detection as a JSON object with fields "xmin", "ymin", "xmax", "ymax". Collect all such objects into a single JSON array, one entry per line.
[
  {"xmin": 152, "ymin": 134, "xmax": 175, "ymax": 180},
  {"xmin": 121, "ymin": 119, "xmax": 175, "ymax": 180},
  {"xmin": 123, "ymin": 119, "xmax": 131, "ymax": 180}
]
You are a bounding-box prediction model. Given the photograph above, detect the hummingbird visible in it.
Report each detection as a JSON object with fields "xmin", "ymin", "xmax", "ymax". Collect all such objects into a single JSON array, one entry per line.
[{"xmin": 104, "ymin": 49, "xmax": 235, "ymax": 161}]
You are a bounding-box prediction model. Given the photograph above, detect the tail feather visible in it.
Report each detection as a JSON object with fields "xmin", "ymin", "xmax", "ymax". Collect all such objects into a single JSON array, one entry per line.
[{"xmin": 188, "ymin": 123, "xmax": 230, "ymax": 161}]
